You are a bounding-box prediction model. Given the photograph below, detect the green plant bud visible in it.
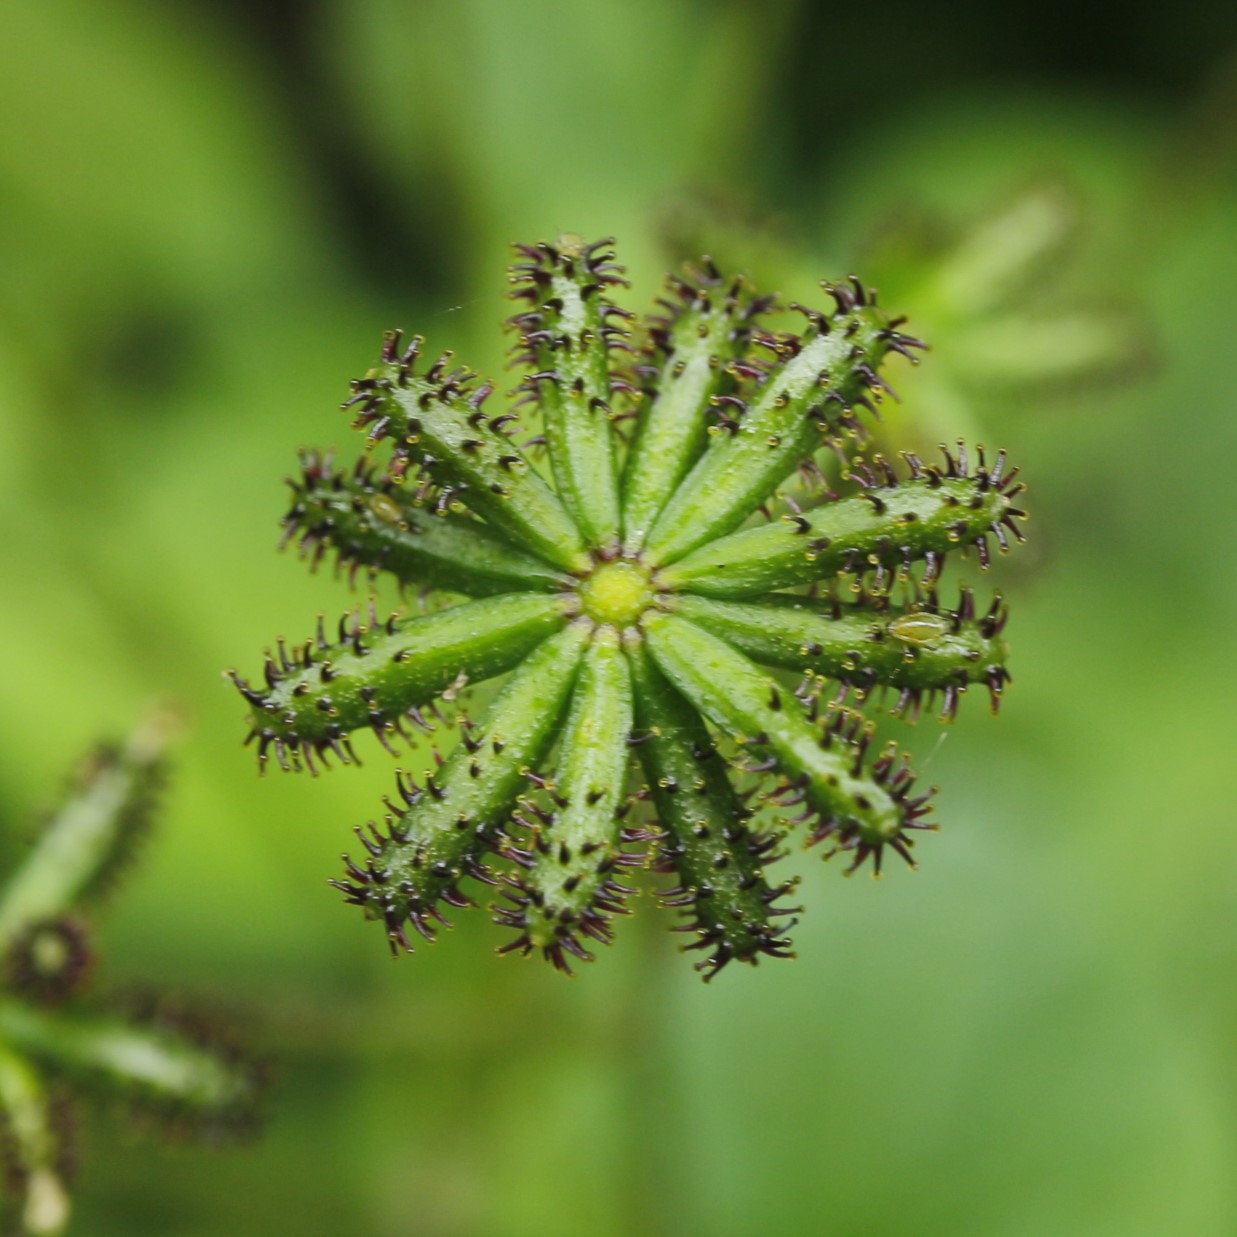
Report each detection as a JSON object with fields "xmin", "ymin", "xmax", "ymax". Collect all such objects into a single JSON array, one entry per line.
[
  {"xmin": 626, "ymin": 640, "xmax": 797, "ymax": 978},
  {"xmin": 231, "ymin": 592, "xmax": 571, "ymax": 772},
  {"xmin": 332, "ymin": 622, "xmax": 590, "ymax": 954},
  {"xmin": 506, "ymin": 236, "xmax": 628, "ymax": 550},
  {"xmin": 675, "ymin": 586, "xmax": 1010, "ymax": 719},
  {"xmin": 953, "ymin": 311, "xmax": 1147, "ymax": 393},
  {"xmin": 643, "ymin": 280, "xmax": 925, "ymax": 563},
  {"xmin": 927, "ymin": 183, "xmax": 1078, "ymax": 318},
  {"xmin": 660, "ymin": 445, "xmax": 1025, "ymax": 597},
  {"xmin": 0, "ymin": 720, "xmax": 169, "ymax": 946},
  {"xmin": 0, "ymin": 722, "xmax": 268, "ymax": 1225},
  {"xmin": 0, "ymin": 1045, "xmax": 71, "ymax": 1236},
  {"xmin": 858, "ymin": 184, "xmax": 1151, "ymax": 440},
  {"xmin": 495, "ymin": 627, "xmax": 635, "ymax": 973},
  {"xmin": 283, "ymin": 451, "xmax": 571, "ymax": 596},
  {"xmin": 644, "ymin": 613, "xmax": 934, "ymax": 875},
  {"xmin": 346, "ymin": 331, "xmax": 591, "ymax": 572},
  {"xmin": 621, "ymin": 260, "xmax": 767, "ymax": 548},
  {"xmin": 0, "ymin": 1002, "xmax": 263, "ymax": 1139}
]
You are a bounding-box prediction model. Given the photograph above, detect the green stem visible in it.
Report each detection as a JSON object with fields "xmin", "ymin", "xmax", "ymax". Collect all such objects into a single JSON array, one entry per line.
[
  {"xmin": 285, "ymin": 451, "xmax": 571, "ymax": 596},
  {"xmin": 349, "ymin": 336, "xmax": 591, "ymax": 572},
  {"xmin": 625, "ymin": 638, "xmax": 796, "ymax": 976},
  {"xmin": 674, "ymin": 591, "xmax": 1010, "ymax": 717},
  {"xmin": 660, "ymin": 449, "xmax": 1023, "ymax": 597},
  {"xmin": 233, "ymin": 592, "xmax": 572, "ymax": 771},
  {"xmin": 0, "ymin": 1045, "xmax": 70, "ymax": 1235},
  {"xmin": 644, "ymin": 288, "xmax": 912, "ymax": 563},
  {"xmin": 507, "ymin": 627, "xmax": 634, "ymax": 971},
  {"xmin": 0, "ymin": 1002, "xmax": 256, "ymax": 1122},
  {"xmin": 621, "ymin": 263, "xmax": 760, "ymax": 548},
  {"xmin": 335, "ymin": 621, "xmax": 591, "ymax": 953},
  {"xmin": 0, "ymin": 719, "xmax": 168, "ymax": 947},
  {"xmin": 508, "ymin": 236, "xmax": 625, "ymax": 550},
  {"xmin": 644, "ymin": 612, "xmax": 933, "ymax": 873}
]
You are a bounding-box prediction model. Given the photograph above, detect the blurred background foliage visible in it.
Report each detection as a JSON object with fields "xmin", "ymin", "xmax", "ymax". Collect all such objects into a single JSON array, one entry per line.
[{"xmin": 1, "ymin": 0, "xmax": 1236, "ymax": 1232}]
